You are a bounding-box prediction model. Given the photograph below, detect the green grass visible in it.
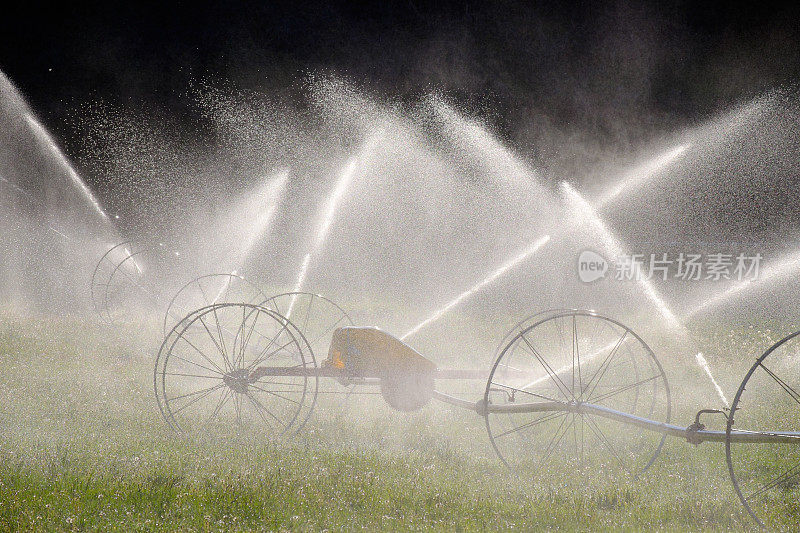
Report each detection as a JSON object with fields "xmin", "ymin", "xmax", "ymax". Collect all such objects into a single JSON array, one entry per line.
[{"xmin": 0, "ymin": 309, "xmax": 793, "ymax": 531}]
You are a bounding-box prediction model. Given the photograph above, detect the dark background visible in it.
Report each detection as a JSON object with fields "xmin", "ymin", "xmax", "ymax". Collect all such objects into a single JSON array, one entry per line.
[
  {"xmin": 1, "ymin": 0, "xmax": 799, "ymax": 319},
  {"xmin": 1, "ymin": 0, "xmax": 799, "ymax": 161}
]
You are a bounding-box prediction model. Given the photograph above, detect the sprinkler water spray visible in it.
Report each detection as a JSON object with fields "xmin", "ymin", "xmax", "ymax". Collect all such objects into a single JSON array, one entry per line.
[
  {"xmin": 596, "ymin": 144, "xmax": 690, "ymax": 208},
  {"xmin": 24, "ymin": 113, "xmax": 111, "ymax": 224},
  {"xmin": 401, "ymin": 140, "xmax": 693, "ymax": 342},
  {"xmin": 695, "ymin": 352, "xmax": 729, "ymax": 406},
  {"xmin": 400, "ymin": 234, "xmax": 552, "ymax": 340},
  {"xmin": 561, "ymin": 181, "xmax": 730, "ymax": 407},
  {"xmin": 686, "ymin": 248, "xmax": 800, "ymax": 318},
  {"xmin": 561, "ymin": 182, "xmax": 682, "ymax": 327},
  {"xmin": 287, "ymin": 132, "xmax": 383, "ymax": 318},
  {"xmin": 0, "ymin": 174, "xmax": 74, "ymax": 242},
  {"xmin": 233, "ymin": 170, "xmax": 289, "ymax": 271},
  {"xmin": 428, "ymin": 99, "xmax": 549, "ymax": 195}
]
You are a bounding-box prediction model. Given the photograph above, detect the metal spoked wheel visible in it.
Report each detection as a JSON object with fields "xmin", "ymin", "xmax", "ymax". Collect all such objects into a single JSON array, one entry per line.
[
  {"xmin": 163, "ymin": 273, "xmax": 268, "ymax": 335},
  {"xmin": 726, "ymin": 330, "xmax": 800, "ymax": 528},
  {"xmin": 484, "ymin": 310, "xmax": 671, "ymax": 479},
  {"xmin": 90, "ymin": 241, "xmax": 152, "ymax": 324},
  {"xmin": 258, "ymin": 292, "xmax": 354, "ymax": 359},
  {"xmin": 154, "ymin": 303, "xmax": 318, "ymax": 436}
]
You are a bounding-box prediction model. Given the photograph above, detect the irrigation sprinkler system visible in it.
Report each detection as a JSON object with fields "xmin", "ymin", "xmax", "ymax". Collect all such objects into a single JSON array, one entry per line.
[
  {"xmin": 151, "ymin": 300, "xmax": 800, "ymax": 528},
  {"xmin": 401, "ymin": 142, "xmax": 691, "ymax": 340},
  {"xmin": 560, "ymin": 180, "xmax": 731, "ymax": 407},
  {"xmin": 90, "ymin": 209, "xmax": 800, "ymax": 528},
  {"xmin": 85, "ymin": 116, "xmax": 800, "ymax": 528},
  {"xmin": 399, "ymin": 234, "xmax": 551, "ymax": 340},
  {"xmin": 89, "ymin": 223, "xmax": 797, "ymax": 531},
  {"xmin": 287, "ymin": 133, "xmax": 382, "ymax": 318},
  {"xmin": 24, "ymin": 112, "xmax": 112, "ymax": 223}
]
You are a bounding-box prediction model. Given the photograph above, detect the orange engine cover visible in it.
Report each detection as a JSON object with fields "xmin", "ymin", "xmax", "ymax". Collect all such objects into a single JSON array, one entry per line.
[
  {"xmin": 325, "ymin": 327, "xmax": 437, "ymax": 411},
  {"xmin": 325, "ymin": 326, "xmax": 437, "ymax": 377}
]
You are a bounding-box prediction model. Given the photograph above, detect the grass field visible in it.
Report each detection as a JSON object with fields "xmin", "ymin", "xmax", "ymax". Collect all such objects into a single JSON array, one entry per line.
[{"xmin": 0, "ymin": 308, "xmax": 795, "ymax": 531}]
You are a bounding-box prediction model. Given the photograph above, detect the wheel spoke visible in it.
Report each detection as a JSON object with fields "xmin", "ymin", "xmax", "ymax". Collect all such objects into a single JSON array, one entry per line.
[
  {"xmin": 210, "ymin": 306, "xmax": 230, "ymax": 365},
  {"xmin": 302, "ymin": 294, "xmax": 315, "ymax": 335},
  {"xmin": 175, "ymin": 335, "xmax": 227, "ymax": 375},
  {"xmin": 196, "ymin": 279, "xmax": 211, "ymax": 305},
  {"xmin": 574, "ymin": 316, "xmax": 583, "ymax": 398},
  {"xmin": 520, "ymin": 334, "xmax": 574, "ymax": 400},
  {"xmin": 169, "ymin": 383, "xmax": 226, "ymax": 415},
  {"xmin": 584, "ymin": 415, "xmax": 631, "ymax": 474},
  {"xmin": 246, "ymin": 337, "xmax": 301, "ymax": 372},
  {"xmin": 586, "ymin": 374, "xmax": 662, "ymax": 405},
  {"xmin": 582, "ymin": 330, "xmax": 629, "ymax": 401},
  {"xmin": 232, "ymin": 305, "xmax": 248, "ymax": 368},
  {"xmin": 167, "ymin": 382, "xmax": 225, "ymax": 405},
  {"xmin": 250, "ymin": 318, "xmax": 293, "ymax": 366},
  {"xmin": 168, "ymin": 352, "xmax": 224, "ymax": 376},
  {"xmin": 540, "ymin": 414, "xmax": 573, "ymax": 464},
  {"xmin": 164, "ymin": 372, "xmax": 223, "ymax": 379},
  {"xmin": 250, "ymin": 384, "xmax": 303, "ymax": 405},
  {"xmin": 745, "ymin": 459, "xmax": 800, "ymax": 502},
  {"xmin": 237, "ymin": 308, "xmax": 261, "ymax": 369},
  {"xmin": 197, "ymin": 314, "xmax": 232, "ymax": 372},
  {"xmin": 202, "ymin": 387, "xmax": 232, "ymax": 429},
  {"xmin": 490, "ymin": 382, "xmax": 564, "ymax": 403},
  {"xmin": 245, "ymin": 392, "xmax": 288, "ymax": 429},
  {"xmin": 493, "ymin": 411, "xmax": 568, "ymax": 439},
  {"xmin": 760, "ymin": 363, "xmax": 800, "ymax": 407},
  {"xmin": 243, "ymin": 392, "xmax": 276, "ymax": 431}
]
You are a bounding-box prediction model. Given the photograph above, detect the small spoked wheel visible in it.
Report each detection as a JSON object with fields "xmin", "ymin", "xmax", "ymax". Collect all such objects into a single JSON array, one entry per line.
[
  {"xmin": 726, "ymin": 330, "xmax": 800, "ymax": 528},
  {"xmin": 154, "ymin": 303, "xmax": 317, "ymax": 436},
  {"xmin": 90, "ymin": 241, "xmax": 151, "ymax": 324},
  {"xmin": 484, "ymin": 310, "xmax": 670, "ymax": 479}
]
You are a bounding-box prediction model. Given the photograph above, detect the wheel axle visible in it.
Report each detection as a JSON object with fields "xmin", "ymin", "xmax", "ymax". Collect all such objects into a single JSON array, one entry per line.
[{"xmin": 223, "ymin": 369, "xmax": 251, "ymax": 394}]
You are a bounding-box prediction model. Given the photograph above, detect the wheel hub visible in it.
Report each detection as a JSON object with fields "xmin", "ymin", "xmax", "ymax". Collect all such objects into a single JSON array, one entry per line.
[{"xmin": 223, "ymin": 368, "xmax": 250, "ymax": 393}]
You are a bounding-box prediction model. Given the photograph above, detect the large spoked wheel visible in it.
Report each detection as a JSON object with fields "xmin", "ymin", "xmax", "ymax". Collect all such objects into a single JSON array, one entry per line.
[
  {"xmin": 726, "ymin": 330, "xmax": 800, "ymax": 528},
  {"xmin": 154, "ymin": 303, "xmax": 318, "ymax": 436},
  {"xmin": 484, "ymin": 310, "xmax": 670, "ymax": 478},
  {"xmin": 258, "ymin": 292, "xmax": 354, "ymax": 359},
  {"xmin": 163, "ymin": 273, "xmax": 268, "ymax": 335}
]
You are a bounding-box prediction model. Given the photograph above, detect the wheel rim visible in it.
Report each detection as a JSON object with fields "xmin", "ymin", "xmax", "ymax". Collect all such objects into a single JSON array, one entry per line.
[
  {"xmin": 163, "ymin": 273, "xmax": 268, "ymax": 335},
  {"xmin": 90, "ymin": 242, "xmax": 152, "ymax": 324},
  {"xmin": 484, "ymin": 310, "xmax": 670, "ymax": 478},
  {"xmin": 155, "ymin": 303, "xmax": 318, "ymax": 436},
  {"xmin": 258, "ymin": 292, "xmax": 353, "ymax": 359},
  {"xmin": 492, "ymin": 309, "xmax": 579, "ymax": 365},
  {"xmin": 726, "ymin": 329, "xmax": 800, "ymax": 528}
]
